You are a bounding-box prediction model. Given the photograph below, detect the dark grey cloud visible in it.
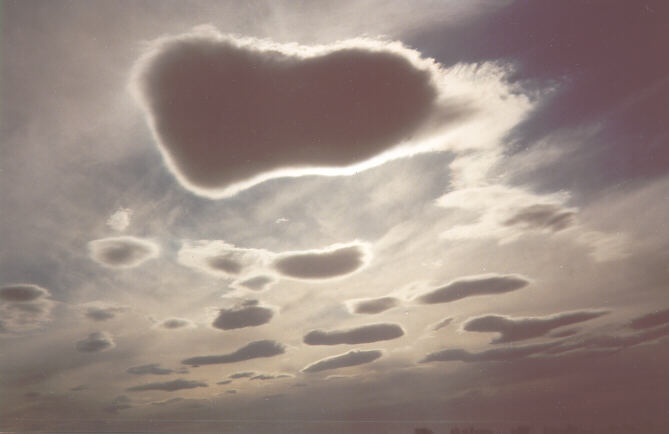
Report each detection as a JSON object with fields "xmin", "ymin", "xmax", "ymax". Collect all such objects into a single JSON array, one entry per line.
[
  {"xmin": 206, "ymin": 254, "xmax": 244, "ymax": 275},
  {"xmin": 216, "ymin": 380, "xmax": 232, "ymax": 385},
  {"xmin": 416, "ymin": 274, "xmax": 530, "ymax": 304},
  {"xmin": 229, "ymin": 372, "xmax": 255, "ymax": 379},
  {"xmin": 88, "ymin": 236, "xmax": 159, "ymax": 268},
  {"xmin": 250, "ymin": 373, "xmax": 292, "ymax": 381},
  {"xmin": 462, "ymin": 310, "xmax": 609, "ymax": 344},
  {"xmin": 127, "ymin": 363, "xmax": 173, "ymax": 376},
  {"xmin": 432, "ymin": 317, "xmax": 453, "ymax": 331},
  {"xmin": 420, "ymin": 342, "xmax": 559, "ymax": 364},
  {"xmin": 75, "ymin": 331, "xmax": 115, "ymax": 353},
  {"xmin": 131, "ymin": 29, "xmax": 451, "ymax": 197},
  {"xmin": 156, "ymin": 318, "xmax": 195, "ymax": 330},
  {"xmin": 303, "ymin": 323, "xmax": 404, "ymax": 345},
  {"xmin": 127, "ymin": 378, "xmax": 208, "ymax": 392},
  {"xmin": 629, "ymin": 308, "xmax": 669, "ymax": 330},
  {"xmin": 502, "ymin": 203, "xmax": 575, "ymax": 232},
  {"xmin": 272, "ymin": 244, "xmax": 369, "ymax": 280},
  {"xmin": 302, "ymin": 349, "xmax": 383, "ymax": 373},
  {"xmin": 83, "ymin": 304, "xmax": 128, "ymax": 322},
  {"xmin": 226, "ymin": 390, "xmax": 237, "ymax": 394},
  {"xmin": 234, "ymin": 275, "xmax": 276, "ymax": 291},
  {"xmin": 104, "ymin": 395, "xmax": 132, "ymax": 414},
  {"xmin": 212, "ymin": 304, "xmax": 274, "ymax": 330},
  {"xmin": 349, "ymin": 297, "xmax": 400, "ymax": 314},
  {"xmin": 0, "ymin": 284, "xmax": 49, "ymax": 302},
  {"xmin": 182, "ymin": 340, "xmax": 285, "ymax": 366}
]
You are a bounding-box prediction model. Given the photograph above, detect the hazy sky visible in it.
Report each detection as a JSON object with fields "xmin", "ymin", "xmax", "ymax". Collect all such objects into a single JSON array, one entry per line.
[{"xmin": 2, "ymin": 1, "xmax": 669, "ymax": 432}]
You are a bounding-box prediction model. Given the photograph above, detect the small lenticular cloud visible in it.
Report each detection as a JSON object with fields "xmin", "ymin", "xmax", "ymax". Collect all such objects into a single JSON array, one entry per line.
[
  {"xmin": 211, "ymin": 303, "xmax": 274, "ymax": 330},
  {"xmin": 88, "ymin": 236, "xmax": 159, "ymax": 268},
  {"xmin": 348, "ymin": 296, "xmax": 400, "ymax": 314},
  {"xmin": 302, "ymin": 349, "xmax": 383, "ymax": 373},
  {"xmin": 272, "ymin": 242, "xmax": 370, "ymax": 280},
  {"xmin": 303, "ymin": 323, "xmax": 404, "ymax": 345},
  {"xmin": 416, "ymin": 273, "xmax": 530, "ymax": 304},
  {"xmin": 155, "ymin": 318, "xmax": 195, "ymax": 330}
]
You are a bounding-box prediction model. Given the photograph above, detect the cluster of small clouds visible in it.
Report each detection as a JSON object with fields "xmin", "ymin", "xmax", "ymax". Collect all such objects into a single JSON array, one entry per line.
[
  {"xmin": 88, "ymin": 236, "xmax": 159, "ymax": 268},
  {"xmin": 179, "ymin": 240, "xmax": 370, "ymax": 283},
  {"xmin": 0, "ymin": 284, "xmax": 55, "ymax": 333}
]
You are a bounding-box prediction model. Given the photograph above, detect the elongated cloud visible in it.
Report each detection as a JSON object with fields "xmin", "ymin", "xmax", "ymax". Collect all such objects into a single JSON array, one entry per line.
[
  {"xmin": 0, "ymin": 284, "xmax": 49, "ymax": 302},
  {"xmin": 462, "ymin": 310, "xmax": 609, "ymax": 344},
  {"xmin": 272, "ymin": 243, "xmax": 370, "ymax": 280},
  {"xmin": 233, "ymin": 275, "xmax": 276, "ymax": 291},
  {"xmin": 229, "ymin": 372, "xmax": 255, "ymax": 379},
  {"xmin": 503, "ymin": 203, "xmax": 575, "ymax": 232},
  {"xmin": 420, "ymin": 342, "xmax": 558, "ymax": 363},
  {"xmin": 127, "ymin": 363, "xmax": 173, "ymax": 376},
  {"xmin": 416, "ymin": 274, "xmax": 530, "ymax": 304},
  {"xmin": 81, "ymin": 302, "xmax": 128, "ymax": 322},
  {"xmin": 250, "ymin": 373, "xmax": 293, "ymax": 381},
  {"xmin": 182, "ymin": 340, "xmax": 285, "ymax": 366},
  {"xmin": 75, "ymin": 331, "xmax": 115, "ymax": 353},
  {"xmin": 127, "ymin": 379, "xmax": 207, "ymax": 392},
  {"xmin": 88, "ymin": 236, "xmax": 159, "ymax": 268},
  {"xmin": 302, "ymin": 349, "xmax": 383, "ymax": 373},
  {"xmin": 348, "ymin": 297, "xmax": 400, "ymax": 314},
  {"xmin": 628, "ymin": 308, "xmax": 669, "ymax": 330},
  {"xmin": 155, "ymin": 318, "xmax": 195, "ymax": 330},
  {"xmin": 432, "ymin": 317, "xmax": 453, "ymax": 331},
  {"xmin": 212, "ymin": 304, "xmax": 274, "ymax": 330},
  {"xmin": 129, "ymin": 27, "xmax": 466, "ymax": 198},
  {"xmin": 303, "ymin": 323, "xmax": 404, "ymax": 345}
]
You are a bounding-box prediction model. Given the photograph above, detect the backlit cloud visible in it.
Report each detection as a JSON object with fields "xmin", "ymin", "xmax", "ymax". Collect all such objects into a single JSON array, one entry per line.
[
  {"xmin": 420, "ymin": 341, "xmax": 558, "ymax": 364},
  {"xmin": 130, "ymin": 27, "xmax": 466, "ymax": 198},
  {"xmin": 347, "ymin": 297, "xmax": 401, "ymax": 314},
  {"xmin": 0, "ymin": 284, "xmax": 54, "ymax": 333},
  {"xmin": 0, "ymin": 284, "xmax": 49, "ymax": 302},
  {"xmin": 628, "ymin": 308, "xmax": 669, "ymax": 330},
  {"xmin": 302, "ymin": 349, "xmax": 383, "ymax": 373},
  {"xmin": 303, "ymin": 323, "xmax": 404, "ymax": 345},
  {"xmin": 127, "ymin": 379, "xmax": 207, "ymax": 392},
  {"xmin": 462, "ymin": 310, "xmax": 609, "ymax": 344},
  {"xmin": 127, "ymin": 363, "xmax": 174, "ymax": 376},
  {"xmin": 416, "ymin": 274, "xmax": 530, "ymax": 304},
  {"xmin": 88, "ymin": 236, "xmax": 159, "ymax": 268},
  {"xmin": 75, "ymin": 331, "xmax": 115, "ymax": 353},
  {"xmin": 272, "ymin": 243, "xmax": 370, "ymax": 280},
  {"xmin": 211, "ymin": 303, "xmax": 274, "ymax": 330},
  {"xmin": 182, "ymin": 340, "xmax": 285, "ymax": 366}
]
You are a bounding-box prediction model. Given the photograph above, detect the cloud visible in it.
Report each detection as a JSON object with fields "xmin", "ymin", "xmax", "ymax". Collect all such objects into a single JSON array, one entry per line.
[
  {"xmin": 211, "ymin": 303, "xmax": 274, "ymax": 330},
  {"xmin": 75, "ymin": 331, "xmax": 115, "ymax": 353},
  {"xmin": 303, "ymin": 323, "xmax": 404, "ymax": 345},
  {"xmin": 420, "ymin": 341, "xmax": 558, "ymax": 363},
  {"xmin": 272, "ymin": 243, "xmax": 370, "ymax": 280},
  {"xmin": 129, "ymin": 27, "xmax": 465, "ymax": 198},
  {"xmin": 127, "ymin": 378, "xmax": 208, "ymax": 392},
  {"xmin": 106, "ymin": 207, "xmax": 132, "ymax": 232},
  {"xmin": 81, "ymin": 302, "xmax": 128, "ymax": 322},
  {"xmin": 182, "ymin": 340, "xmax": 285, "ymax": 366},
  {"xmin": 416, "ymin": 274, "xmax": 530, "ymax": 304},
  {"xmin": 0, "ymin": 283, "xmax": 54, "ymax": 333},
  {"xmin": 104, "ymin": 395, "xmax": 133, "ymax": 413},
  {"xmin": 150, "ymin": 397, "xmax": 185, "ymax": 407},
  {"xmin": 548, "ymin": 323, "xmax": 669, "ymax": 356},
  {"xmin": 232, "ymin": 275, "xmax": 276, "ymax": 291},
  {"xmin": 302, "ymin": 349, "xmax": 383, "ymax": 373},
  {"xmin": 462, "ymin": 310, "xmax": 609, "ymax": 344},
  {"xmin": 226, "ymin": 390, "xmax": 237, "ymax": 394},
  {"xmin": 126, "ymin": 363, "xmax": 173, "ymax": 376},
  {"xmin": 177, "ymin": 240, "xmax": 269, "ymax": 278},
  {"xmin": 88, "ymin": 236, "xmax": 159, "ymax": 268},
  {"xmin": 628, "ymin": 308, "xmax": 669, "ymax": 330},
  {"xmin": 502, "ymin": 204, "xmax": 575, "ymax": 232},
  {"xmin": 229, "ymin": 372, "xmax": 255, "ymax": 379},
  {"xmin": 250, "ymin": 373, "xmax": 294, "ymax": 381},
  {"xmin": 348, "ymin": 297, "xmax": 400, "ymax": 314},
  {"xmin": 432, "ymin": 317, "xmax": 453, "ymax": 331},
  {"xmin": 216, "ymin": 380, "xmax": 232, "ymax": 385},
  {"xmin": 0, "ymin": 284, "xmax": 49, "ymax": 302},
  {"xmin": 155, "ymin": 318, "xmax": 195, "ymax": 330}
]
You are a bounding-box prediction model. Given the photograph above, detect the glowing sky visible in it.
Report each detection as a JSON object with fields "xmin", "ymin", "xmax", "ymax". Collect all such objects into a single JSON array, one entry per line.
[{"xmin": 2, "ymin": 1, "xmax": 669, "ymax": 432}]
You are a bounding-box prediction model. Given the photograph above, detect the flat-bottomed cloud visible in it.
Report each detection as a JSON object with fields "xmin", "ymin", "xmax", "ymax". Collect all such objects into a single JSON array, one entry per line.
[
  {"xmin": 416, "ymin": 274, "xmax": 530, "ymax": 304},
  {"xmin": 127, "ymin": 379, "xmax": 207, "ymax": 392},
  {"xmin": 212, "ymin": 303, "xmax": 274, "ymax": 330},
  {"xmin": 272, "ymin": 243, "xmax": 370, "ymax": 280},
  {"xmin": 348, "ymin": 297, "xmax": 400, "ymax": 314},
  {"xmin": 302, "ymin": 349, "xmax": 383, "ymax": 373},
  {"xmin": 88, "ymin": 236, "xmax": 159, "ymax": 268},
  {"xmin": 303, "ymin": 323, "xmax": 404, "ymax": 345},
  {"xmin": 182, "ymin": 340, "xmax": 285, "ymax": 366}
]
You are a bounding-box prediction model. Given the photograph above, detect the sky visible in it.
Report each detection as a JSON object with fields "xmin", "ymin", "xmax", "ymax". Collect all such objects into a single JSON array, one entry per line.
[{"xmin": 1, "ymin": 1, "xmax": 669, "ymax": 432}]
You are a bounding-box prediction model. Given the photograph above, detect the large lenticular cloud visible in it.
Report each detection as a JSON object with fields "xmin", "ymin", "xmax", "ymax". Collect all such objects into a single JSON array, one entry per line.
[{"xmin": 130, "ymin": 26, "xmax": 469, "ymax": 198}]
